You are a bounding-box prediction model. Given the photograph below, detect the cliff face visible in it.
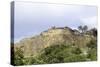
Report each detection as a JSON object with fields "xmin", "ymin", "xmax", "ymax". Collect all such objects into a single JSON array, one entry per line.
[{"xmin": 14, "ymin": 27, "xmax": 96, "ymax": 57}]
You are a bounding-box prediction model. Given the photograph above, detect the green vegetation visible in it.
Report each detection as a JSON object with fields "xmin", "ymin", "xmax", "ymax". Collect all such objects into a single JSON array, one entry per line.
[
  {"xmin": 12, "ymin": 26, "xmax": 97, "ymax": 66},
  {"xmin": 13, "ymin": 40, "xmax": 97, "ymax": 65},
  {"xmin": 87, "ymin": 39, "xmax": 97, "ymax": 61},
  {"xmin": 13, "ymin": 47, "xmax": 24, "ymax": 66},
  {"xmin": 39, "ymin": 44, "xmax": 87, "ymax": 63}
]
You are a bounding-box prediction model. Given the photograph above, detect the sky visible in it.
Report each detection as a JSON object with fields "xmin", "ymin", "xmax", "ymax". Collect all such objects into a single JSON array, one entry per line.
[{"xmin": 14, "ymin": 2, "xmax": 97, "ymax": 42}]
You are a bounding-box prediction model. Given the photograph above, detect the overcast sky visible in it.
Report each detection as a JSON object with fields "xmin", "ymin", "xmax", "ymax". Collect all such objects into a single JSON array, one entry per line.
[{"xmin": 14, "ymin": 2, "xmax": 97, "ymax": 42}]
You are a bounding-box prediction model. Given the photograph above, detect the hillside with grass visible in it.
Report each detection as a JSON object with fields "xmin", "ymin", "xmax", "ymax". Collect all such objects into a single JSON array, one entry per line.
[{"xmin": 11, "ymin": 26, "xmax": 97, "ymax": 66}]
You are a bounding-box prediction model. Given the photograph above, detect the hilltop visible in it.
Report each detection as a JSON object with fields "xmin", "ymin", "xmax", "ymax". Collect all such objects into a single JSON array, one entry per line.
[{"xmin": 14, "ymin": 26, "xmax": 97, "ymax": 57}]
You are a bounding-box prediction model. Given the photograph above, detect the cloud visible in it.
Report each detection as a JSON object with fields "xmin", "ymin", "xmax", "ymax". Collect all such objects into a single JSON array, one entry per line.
[
  {"xmin": 14, "ymin": 2, "xmax": 97, "ymax": 42},
  {"xmin": 80, "ymin": 16, "xmax": 97, "ymax": 29}
]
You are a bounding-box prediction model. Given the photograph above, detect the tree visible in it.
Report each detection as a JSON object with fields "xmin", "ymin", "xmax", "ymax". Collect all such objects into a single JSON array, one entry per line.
[
  {"xmin": 78, "ymin": 26, "xmax": 83, "ymax": 33},
  {"xmin": 83, "ymin": 25, "xmax": 88, "ymax": 33},
  {"xmin": 90, "ymin": 28, "xmax": 97, "ymax": 37},
  {"xmin": 78, "ymin": 25, "xmax": 88, "ymax": 34}
]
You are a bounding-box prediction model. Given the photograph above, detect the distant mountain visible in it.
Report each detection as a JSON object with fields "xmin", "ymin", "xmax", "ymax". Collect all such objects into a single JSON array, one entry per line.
[{"xmin": 14, "ymin": 26, "xmax": 96, "ymax": 57}]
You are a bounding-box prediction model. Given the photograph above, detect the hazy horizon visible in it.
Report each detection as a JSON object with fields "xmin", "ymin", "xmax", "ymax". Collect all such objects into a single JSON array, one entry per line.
[{"xmin": 14, "ymin": 2, "xmax": 97, "ymax": 42}]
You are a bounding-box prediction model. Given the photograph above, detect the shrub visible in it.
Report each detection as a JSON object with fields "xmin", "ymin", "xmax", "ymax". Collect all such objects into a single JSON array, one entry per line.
[
  {"xmin": 86, "ymin": 39, "xmax": 97, "ymax": 61},
  {"xmin": 14, "ymin": 47, "xmax": 24, "ymax": 66},
  {"xmin": 39, "ymin": 44, "xmax": 87, "ymax": 63},
  {"xmin": 87, "ymin": 48, "xmax": 97, "ymax": 61},
  {"xmin": 87, "ymin": 39, "xmax": 97, "ymax": 49}
]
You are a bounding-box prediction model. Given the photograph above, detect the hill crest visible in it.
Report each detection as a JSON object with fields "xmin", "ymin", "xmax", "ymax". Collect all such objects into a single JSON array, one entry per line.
[{"xmin": 14, "ymin": 26, "xmax": 95, "ymax": 57}]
